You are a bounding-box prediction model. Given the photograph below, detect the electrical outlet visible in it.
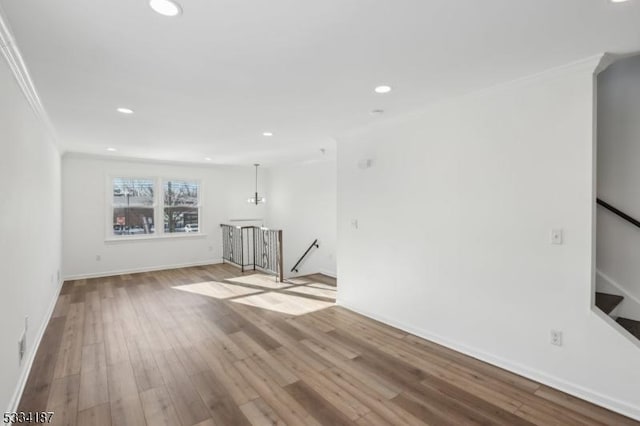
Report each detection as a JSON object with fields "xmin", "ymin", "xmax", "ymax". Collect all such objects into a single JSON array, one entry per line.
[
  {"xmin": 18, "ymin": 332, "xmax": 26, "ymax": 364},
  {"xmin": 551, "ymin": 229, "xmax": 563, "ymax": 245},
  {"xmin": 551, "ymin": 330, "xmax": 563, "ymax": 346},
  {"xmin": 96, "ymin": 254, "xmax": 101, "ymax": 261}
]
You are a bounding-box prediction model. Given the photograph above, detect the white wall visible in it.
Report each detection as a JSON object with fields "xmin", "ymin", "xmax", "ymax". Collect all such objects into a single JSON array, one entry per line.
[
  {"xmin": 336, "ymin": 56, "xmax": 640, "ymax": 420},
  {"xmin": 596, "ymin": 54, "xmax": 640, "ymax": 320},
  {"xmin": 62, "ymin": 155, "xmax": 267, "ymax": 278},
  {"xmin": 0, "ymin": 57, "xmax": 62, "ymax": 411},
  {"xmin": 265, "ymin": 160, "xmax": 337, "ymax": 277}
]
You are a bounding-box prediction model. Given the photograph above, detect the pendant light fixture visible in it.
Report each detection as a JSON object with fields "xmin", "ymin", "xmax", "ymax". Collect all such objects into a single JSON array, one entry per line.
[{"xmin": 248, "ymin": 163, "xmax": 266, "ymax": 205}]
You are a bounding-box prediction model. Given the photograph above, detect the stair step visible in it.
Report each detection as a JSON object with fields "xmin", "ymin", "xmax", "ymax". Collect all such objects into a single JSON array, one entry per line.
[
  {"xmin": 616, "ymin": 317, "xmax": 640, "ymax": 340},
  {"xmin": 595, "ymin": 292, "xmax": 624, "ymax": 315}
]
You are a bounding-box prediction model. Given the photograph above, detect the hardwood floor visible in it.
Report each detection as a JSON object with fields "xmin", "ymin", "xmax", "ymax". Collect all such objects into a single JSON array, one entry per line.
[{"xmin": 18, "ymin": 264, "xmax": 638, "ymax": 425}]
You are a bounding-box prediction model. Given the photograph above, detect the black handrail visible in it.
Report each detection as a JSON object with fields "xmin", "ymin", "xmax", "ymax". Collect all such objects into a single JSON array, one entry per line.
[
  {"xmin": 291, "ymin": 239, "xmax": 319, "ymax": 273},
  {"xmin": 597, "ymin": 198, "xmax": 640, "ymax": 229}
]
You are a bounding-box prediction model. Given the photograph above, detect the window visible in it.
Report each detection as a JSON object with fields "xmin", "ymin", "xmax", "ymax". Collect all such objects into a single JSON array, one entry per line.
[
  {"xmin": 109, "ymin": 177, "xmax": 201, "ymax": 238},
  {"xmin": 163, "ymin": 180, "xmax": 200, "ymax": 233},
  {"xmin": 112, "ymin": 178, "xmax": 155, "ymax": 236}
]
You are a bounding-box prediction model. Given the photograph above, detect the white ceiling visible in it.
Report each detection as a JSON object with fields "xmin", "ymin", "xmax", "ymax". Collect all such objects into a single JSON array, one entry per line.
[{"xmin": 2, "ymin": 0, "xmax": 640, "ymax": 165}]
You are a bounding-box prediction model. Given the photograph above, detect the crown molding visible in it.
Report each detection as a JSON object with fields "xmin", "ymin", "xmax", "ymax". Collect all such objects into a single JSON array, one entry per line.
[
  {"xmin": 337, "ymin": 53, "xmax": 606, "ymax": 141},
  {"xmin": 0, "ymin": 5, "xmax": 58, "ymax": 147}
]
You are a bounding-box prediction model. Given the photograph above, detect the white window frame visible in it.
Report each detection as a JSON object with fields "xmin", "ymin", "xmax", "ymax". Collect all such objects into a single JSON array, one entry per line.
[
  {"xmin": 105, "ymin": 175, "xmax": 205, "ymax": 242},
  {"xmin": 161, "ymin": 177, "xmax": 203, "ymax": 235}
]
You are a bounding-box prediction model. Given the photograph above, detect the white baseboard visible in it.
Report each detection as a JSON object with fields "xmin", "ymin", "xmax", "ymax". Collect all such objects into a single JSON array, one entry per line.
[
  {"xmin": 596, "ymin": 269, "xmax": 640, "ymax": 321},
  {"xmin": 337, "ymin": 300, "xmax": 640, "ymax": 422},
  {"xmin": 318, "ymin": 269, "xmax": 337, "ymax": 278},
  {"xmin": 6, "ymin": 278, "xmax": 64, "ymax": 413},
  {"xmin": 63, "ymin": 259, "xmax": 223, "ymax": 281}
]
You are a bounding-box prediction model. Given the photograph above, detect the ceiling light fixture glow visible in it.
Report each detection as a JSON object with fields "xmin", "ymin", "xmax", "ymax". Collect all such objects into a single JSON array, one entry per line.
[
  {"xmin": 204, "ymin": 157, "xmax": 212, "ymax": 161},
  {"xmin": 149, "ymin": 0, "xmax": 182, "ymax": 16},
  {"xmin": 262, "ymin": 132, "xmax": 273, "ymax": 137},
  {"xmin": 117, "ymin": 107, "xmax": 134, "ymax": 114},
  {"xmin": 106, "ymin": 147, "xmax": 117, "ymax": 152},
  {"xmin": 374, "ymin": 85, "xmax": 392, "ymax": 94},
  {"xmin": 610, "ymin": 0, "xmax": 630, "ymax": 3}
]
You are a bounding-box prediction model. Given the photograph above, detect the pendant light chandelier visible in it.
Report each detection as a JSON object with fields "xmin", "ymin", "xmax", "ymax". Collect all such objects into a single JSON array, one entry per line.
[{"xmin": 248, "ymin": 163, "xmax": 266, "ymax": 205}]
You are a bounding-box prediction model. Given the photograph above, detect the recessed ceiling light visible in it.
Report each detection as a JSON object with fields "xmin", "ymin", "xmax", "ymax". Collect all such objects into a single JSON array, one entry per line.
[
  {"xmin": 204, "ymin": 157, "xmax": 212, "ymax": 161},
  {"xmin": 610, "ymin": 0, "xmax": 630, "ymax": 3},
  {"xmin": 106, "ymin": 147, "xmax": 117, "ymax": 152},
  {"xmin": 374, "ymin": 85, "xmax": 392, "ymax": 94},
  {"xmin": 263, "ymin": 132, "xmax": 273, "ymax": 137},
  {"xmin": 117, "ymin": 107, "xmax": 134, "ymax": 114},
  {"xmin": 149, "ymin": 0, "xmax": 182, "ymax": 16}
]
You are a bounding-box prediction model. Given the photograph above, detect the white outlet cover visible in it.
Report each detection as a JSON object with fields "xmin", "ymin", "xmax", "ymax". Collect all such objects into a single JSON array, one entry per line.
[
  {"xmin": 551, "ymin": 330, "xmax": 563, "ymax": 346},
  {"xmin": 18, "ymin": 332, "xmax": 26, "ymax": 364},
  {"xmin": 551, "ymin": 229, "xmax": 563, "ymax": 245}
]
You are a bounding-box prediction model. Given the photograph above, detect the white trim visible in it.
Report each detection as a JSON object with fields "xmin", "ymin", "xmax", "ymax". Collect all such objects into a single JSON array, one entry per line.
[
  {"xmin": 339, "ymin": 54, "xmax": 604, "ymax": 141},
  {"xmin": 337, "ymin": 300, "xmax": 640, "ymax": 422},
  {"xmin": 63, "ymin": 151, "xmax": 253, "ymax": 169},
  {"xmin": 105, "ymin": 233, "xmax": 208, "ymax": 243},
  {"xmin": 6, "ymin": 278, "xmax": 64, "ymax": 413},
  {"xmin": 591, "ymin": 305, "xmax": 640, "ymax": 350},
  {"xmin": 162, "ymin": 177, "xmax": 203, "ymax": 237},
  {"xmin": 106, "ymin": 174, "xmax": 157, "ymax": 241},
  {"xmin": 105, "ymin": 175, "xmax": 203, "ymax": 241},
  {"xmin": 63, "ymin": 259, "xmax": 222, "ymax": 281},
  {"xmin": 594, "ymin": 51, "xmax": 640, "ymax": 76},
  {"xmin": 0, "ymin": 5, "xmax": 58, "ymax": 146},
  {"xmin": 317, "ymin": 268, "xmax": 337, "ymax": 278},
  {"xmin": 597, "ymin": 269, "xmax": 640, "ymax": 310},
  {"xmin": 596, "ymin": 269, "xmax": 640, "ymax": 321}
]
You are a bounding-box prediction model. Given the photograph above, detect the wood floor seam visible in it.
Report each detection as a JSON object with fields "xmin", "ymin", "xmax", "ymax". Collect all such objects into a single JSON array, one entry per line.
[{"xmin": 17, "ymin": 264, "xmax": 640, "ymax": 426}]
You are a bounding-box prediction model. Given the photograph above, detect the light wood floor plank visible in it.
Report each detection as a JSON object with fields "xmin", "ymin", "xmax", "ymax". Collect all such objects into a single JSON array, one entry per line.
[
  {"xmin": 110, "ymin": 395, "xmax": 147, "ymax": 426},
  {"xmin": 239, "ymin": 397, "xmax": 286, "ymax": 426},
  {"xmin": 139, "ymin": 386, "xmax": 181, "ymax": 426},
  {"xmin": 77, "ymin": 403, "xmax": 112, "ymax": 426},
  {"xmin": 79, "ymin": 343, "xmax": 109, "ymax": 411},
  {"xmin": 47, "ymin": 374, "xmax": 80, "ymax": 426},
  {"xmin": 17, "ymin": 265, "xmax": 639, "ymax": 426}
]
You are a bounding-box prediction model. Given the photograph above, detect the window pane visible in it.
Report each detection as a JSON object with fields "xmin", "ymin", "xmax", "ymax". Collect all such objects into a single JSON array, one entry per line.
[
  {"xmin": 113, "ymin": 178, "xmax": 154, "ymax": 207},
  {"xmin": 113, "ymin": 207, "xmax": 155, "ymax": 235},
  {"xmin": 164, "ymin": 180, "xmax": 199, "ymax": 207},
  {"xmin": 164, "ymin": 207, "xmax": 199, "ymax": 233}
]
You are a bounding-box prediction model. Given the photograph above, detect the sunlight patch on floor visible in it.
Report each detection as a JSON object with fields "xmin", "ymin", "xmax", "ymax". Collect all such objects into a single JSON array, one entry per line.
[
  {"xmin": 227, "ymin": 273, "xmax": 293, "ymax": 289},
  {"xmin": 231, "ymin": 291, "xmax": 334, "ymax": 316},
  {"xmin": 306, "ymin": 282, "xmax": 337, "ymax": 291},
  {"xmin": 171, "ymin": 281, "xmax": 262, "ymax": 299},
  {"xmin": 286, "ymin": 277, "xmax": 312, "ymax": 285},
  {"xmin": 285, "ymin": 284, "xmax": 336, "ymax": 299}
]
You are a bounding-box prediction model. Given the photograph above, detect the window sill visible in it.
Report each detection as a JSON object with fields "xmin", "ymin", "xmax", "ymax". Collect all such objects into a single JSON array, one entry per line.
[{"xmin": 105, "ymin": 233, "xmax": 208, "ymax": 243}]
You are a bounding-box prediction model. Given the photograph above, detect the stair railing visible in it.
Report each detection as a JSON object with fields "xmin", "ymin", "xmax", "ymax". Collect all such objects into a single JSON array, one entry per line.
[
  {"xmin": 220, "ymin": 224, "xmax": 283, "ymax": 282},
  {"xmin": 291, "ymin": 239, "xmax": 319, "ymax": 273},
  {"xmin": 597, "ymin": 198, "xmax": 640, "ymax": 229}
]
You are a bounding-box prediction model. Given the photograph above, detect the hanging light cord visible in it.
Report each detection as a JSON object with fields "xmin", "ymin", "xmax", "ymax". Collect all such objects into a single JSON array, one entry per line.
[{"xmin": 252, "ymin": 163, "xmax": 260, "ymax": 205}]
